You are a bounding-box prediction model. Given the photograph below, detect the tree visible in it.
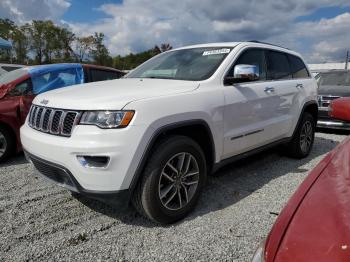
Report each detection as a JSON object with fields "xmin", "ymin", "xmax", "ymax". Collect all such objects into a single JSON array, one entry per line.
[
  {"xmin": 75, "ymin": 36, "xmax": 95, "ymax": 62},
  {"xmin": 0, "ymin": 19, "xmax": 29, "ymax": 64},
  {"xmin": 57, "ymin": 27, "xmax": 75, "ymax": 62},
  {"xmin": 113, "ymin": 46, "xmax": 161, "ymax": 70},
  {"xmin": 90, "ymin": 33, "xmax": 112, "ymax": 66},
  {"xmin": 160, "ymin": 43, "xmax": 172, "ymax": 52},
  {"xmin": 0, "ymin": 19, "xmax": 16, "ymax": 63},
  {"xmin": 11, "ymin": 25, "xmax": 29, "ymax": 63},
  {"xmin": 27, "ymin": 20, "xmax": 47, "ymax": 64}
]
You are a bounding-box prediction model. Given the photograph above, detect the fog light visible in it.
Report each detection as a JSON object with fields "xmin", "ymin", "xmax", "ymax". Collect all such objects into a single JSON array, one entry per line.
[{"xmin": 77, "ymin": 155, "xmax": 110, "ymax": 168}]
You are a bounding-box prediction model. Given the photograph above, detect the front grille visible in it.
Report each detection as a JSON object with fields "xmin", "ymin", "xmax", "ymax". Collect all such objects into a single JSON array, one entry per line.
[
  {"xmin": 318, "ymin": 95, "xmax": 340, "ymax": 108},
  {"xmin": 28, "ymin": 105, "xmax": 81, "ymax": 137}
]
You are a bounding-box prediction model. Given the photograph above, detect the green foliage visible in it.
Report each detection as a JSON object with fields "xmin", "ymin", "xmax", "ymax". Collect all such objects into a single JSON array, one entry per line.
[
  {"xmin": 0, "ymin": 18, "xmax": 172, "ymax": 69},
  {"xmin": 113, "ymin": 44, "xmax": 173, "ymax": 70}
]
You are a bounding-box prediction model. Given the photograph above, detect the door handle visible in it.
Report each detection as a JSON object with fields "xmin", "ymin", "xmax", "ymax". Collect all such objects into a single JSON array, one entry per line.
[
  {"xmin": 264, "ymin": 87, "xmax": 275, "ymax": 93},
  {"xmin": 296, "ymin": 83, "xmax": 304, "ymax": 89}
]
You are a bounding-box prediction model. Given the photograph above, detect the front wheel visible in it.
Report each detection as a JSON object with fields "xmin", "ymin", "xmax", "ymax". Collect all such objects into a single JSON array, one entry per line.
[
  {"xmin": 286, "ymin": 112, "xmax": 315, "ymax": 159},
  {"xmin": 0, "ymin": 126, "xmax": 15, "ymax": 162},
  {"xmin": 132, "ymin": 136, "xmax": 207, "ymax": 224}
]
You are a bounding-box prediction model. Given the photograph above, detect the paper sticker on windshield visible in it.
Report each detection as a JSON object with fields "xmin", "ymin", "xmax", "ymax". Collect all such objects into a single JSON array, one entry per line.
[{"xmin": 203, "ymin": 48, "xmax": 231, "ymax": 56}]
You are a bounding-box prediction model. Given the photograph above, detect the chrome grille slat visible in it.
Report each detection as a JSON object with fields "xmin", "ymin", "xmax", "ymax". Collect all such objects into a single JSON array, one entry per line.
[
  {"xmin": 28, "ymin": 105, "xmax": 80, "ymax": 137},
  {"xmin": 35, "ymin": 108, "xmax": 43, "ymax": 129},
  {"xmin": 318, "ymin": 95, "xmax": 340, "ymax": 108}
]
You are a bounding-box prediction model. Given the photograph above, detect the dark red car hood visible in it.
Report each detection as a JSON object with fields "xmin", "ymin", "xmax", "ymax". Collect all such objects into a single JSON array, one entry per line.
[{"xmin": 274, "ymin": 137, "xmax": 350, "ymax": 261}]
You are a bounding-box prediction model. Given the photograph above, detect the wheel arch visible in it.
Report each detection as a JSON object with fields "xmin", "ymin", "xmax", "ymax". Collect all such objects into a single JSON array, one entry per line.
[
  {"xmin": 129, "ymin": 119, "xmax": 216, "ymax": 193},
  {"xmin": 292, "ymin": 100, "xmax": 318, "ymax": 138}
]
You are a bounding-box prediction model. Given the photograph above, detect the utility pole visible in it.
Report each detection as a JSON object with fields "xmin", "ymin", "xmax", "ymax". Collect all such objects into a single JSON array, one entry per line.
[{"xmin": 346, "ymin": 51, "xmax": 349, "ymax": 70}]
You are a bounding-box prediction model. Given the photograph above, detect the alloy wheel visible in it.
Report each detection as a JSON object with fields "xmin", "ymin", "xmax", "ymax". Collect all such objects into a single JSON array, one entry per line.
[
  {"xmin": 300, "ymin": 121, "xmax": 313, "ymax": 154},
  {"xmin": 158, "ymin": 152, "xmax": 200, "ymax": 211},
  {"xmin": 0, "ymin": 131, "xmax": 7, "ymax": 158}
]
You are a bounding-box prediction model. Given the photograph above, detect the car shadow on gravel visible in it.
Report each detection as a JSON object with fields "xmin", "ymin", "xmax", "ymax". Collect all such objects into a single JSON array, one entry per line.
[
  {"xmin": 0, "ymin": 153, "xmax": 28, "ymax": 168},
  {"xmin": 73, "ymin": 135, "xmax": 340, "ymax": 227}
]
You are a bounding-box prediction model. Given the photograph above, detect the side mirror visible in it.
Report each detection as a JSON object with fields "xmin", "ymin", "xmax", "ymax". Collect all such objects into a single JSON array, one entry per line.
[
  {"xmin": 224, "ymin": 64, "xmax": 259, "ymax": 85},
  {"xmin": 329, "ymin": 97, "xmax": 350, "ymax": 121}
]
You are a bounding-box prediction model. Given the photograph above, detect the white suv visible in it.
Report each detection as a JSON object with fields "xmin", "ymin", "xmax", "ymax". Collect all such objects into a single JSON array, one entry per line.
[{"xmin": 20, "ymin": 42, "xmax": 318, "ymax": 224}]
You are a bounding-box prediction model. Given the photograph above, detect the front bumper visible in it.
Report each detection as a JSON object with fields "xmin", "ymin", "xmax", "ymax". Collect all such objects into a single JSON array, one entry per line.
[
  {"xmin": 20, "ymin": 122, "xmax": 148, "ymax": 191},
  {"xmin": 25, "ymin": 151, "xmax": 130, "ymax": 208},
  {"xmin": 317, "ymin": 119, "xmax": 350, "ymax": 130},
  {"xmin": 317, "ymin": 107, "xmax": 350, "ymax": 130}
]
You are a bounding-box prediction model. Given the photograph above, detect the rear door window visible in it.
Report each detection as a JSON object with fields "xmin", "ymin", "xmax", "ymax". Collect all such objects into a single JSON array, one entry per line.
[
  {"xmin": 266, "ymin": 51, "xmax": 292, "ymax": 80},
  {"xmin": 288, "ymin": 55, "xmax": 309, "ymax": 78},
  {"xmin": 89, "ymin": 69, "xmax": 122, "ymax": 82}
]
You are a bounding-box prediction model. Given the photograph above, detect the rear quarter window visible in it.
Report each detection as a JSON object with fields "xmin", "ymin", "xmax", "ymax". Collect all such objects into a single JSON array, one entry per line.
[{"xmin": 288, "ymin": 55, "xmax": 309, "ymax": 79}]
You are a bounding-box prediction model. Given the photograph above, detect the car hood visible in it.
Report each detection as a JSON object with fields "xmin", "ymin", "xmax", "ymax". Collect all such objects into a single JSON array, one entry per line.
[
  {"xmin": 318, "ymin": 85, "xmax": 350, "ymax": 97},
  {"xmin": 33, "ymin": 78, "xmax": 199, "ymax": 110},
  {"xmin": 274, "ymin": 137, "xmax": 350, "ymax": 261}
]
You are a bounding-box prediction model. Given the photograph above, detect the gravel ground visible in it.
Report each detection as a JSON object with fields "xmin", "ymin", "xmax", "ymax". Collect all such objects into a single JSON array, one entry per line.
[{"xmin": 0, "ymin": 131, "xmax": 347, "ymax": 262}]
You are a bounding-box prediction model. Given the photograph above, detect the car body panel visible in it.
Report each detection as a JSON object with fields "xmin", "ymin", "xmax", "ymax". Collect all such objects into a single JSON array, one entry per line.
[
  {"xmin": 33, "ymin": 78, "xmax": 200, "ymax": 110},
  {"xmin": 264, "ymin": 137, "xmax": 350, "ymax": 262}
]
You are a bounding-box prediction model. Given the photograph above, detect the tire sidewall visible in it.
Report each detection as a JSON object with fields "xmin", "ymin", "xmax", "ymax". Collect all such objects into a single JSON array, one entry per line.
[
  {"xmin": 142, "ymin": 137, "xmax": 207, "ymax": 223},
  {"xmin": 297, "ymin": 113, "xmax": 315, "ymax": 157},
  {"xmin": 0, "ymin": 126, "xmax": 14, "ymax": 162}
]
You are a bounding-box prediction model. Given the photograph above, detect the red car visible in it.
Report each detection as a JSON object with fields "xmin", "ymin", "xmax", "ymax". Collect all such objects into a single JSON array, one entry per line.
[
  {"xmin": 0, "ymin": 63, "xmax": 124, "ymax": 162},
  {"xmin": 252, "ymin": 97, "xmax": 350, "ymax": 262}
]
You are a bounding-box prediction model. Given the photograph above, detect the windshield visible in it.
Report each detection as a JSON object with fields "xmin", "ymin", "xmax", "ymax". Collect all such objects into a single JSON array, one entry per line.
[
  {"xmin": 126, "ymin": 47, "xmax": 233, "ymax": 81},
  {"xmin": 317, "ymin": 71, "xmax": 350, "ymax": 86},
  {"xmin": 0, "ymin": 68, "xmax": 28, "ymax": 85}
]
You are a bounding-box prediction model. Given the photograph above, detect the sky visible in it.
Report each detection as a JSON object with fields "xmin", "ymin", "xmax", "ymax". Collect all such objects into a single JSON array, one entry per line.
[{"xmin": 1, "ymin": 0, "xmax": 350, "ymax": 63}]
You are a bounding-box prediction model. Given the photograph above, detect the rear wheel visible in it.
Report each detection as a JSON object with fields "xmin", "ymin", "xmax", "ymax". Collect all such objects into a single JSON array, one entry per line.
[
  {"xmin": 286, "ymin": 112, "xmax": 315, "ymax": 158},
  {"xmin": 0, "ymin": 126, "xmax": 15, "ymax": 162},
  {"xmin": 132, "ymin": 136, "xmax": 207, "ymax": 224}
]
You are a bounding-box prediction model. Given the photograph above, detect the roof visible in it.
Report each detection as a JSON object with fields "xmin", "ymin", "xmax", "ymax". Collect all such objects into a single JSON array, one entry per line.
[
  {"xmin": 172, "ymin": 41, "xmax": 300, "ymax": 57},
  {"xmin": 0, "ymin": 37, "xmax": 12, "ymax": 50}
]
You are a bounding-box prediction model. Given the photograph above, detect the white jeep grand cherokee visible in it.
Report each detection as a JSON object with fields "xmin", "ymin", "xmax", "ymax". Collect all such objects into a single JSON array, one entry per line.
[{"xmin": 21, "ymin": 41, "xmax": 318, "ymax": 224}]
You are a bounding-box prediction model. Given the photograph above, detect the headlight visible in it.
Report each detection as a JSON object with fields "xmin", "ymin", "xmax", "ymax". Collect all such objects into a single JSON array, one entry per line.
[
  {"xmin": 80, "ymin": 110, "xmax": 134, "ymax": 128},
  {"xmin": 251, "ymin": 240, "xmax": 265, "ymax": 262}
]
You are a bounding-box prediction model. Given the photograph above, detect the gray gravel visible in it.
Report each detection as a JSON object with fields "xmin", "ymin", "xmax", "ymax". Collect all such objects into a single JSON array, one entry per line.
[{"xmin": 0, "ymin": 131, "xmax": 347, "ymax": 262}]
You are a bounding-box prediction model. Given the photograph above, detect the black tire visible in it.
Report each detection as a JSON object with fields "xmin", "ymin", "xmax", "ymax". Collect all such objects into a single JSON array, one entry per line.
[
  {"xmin": 286, "ymin": 112, "xmax": 315, "ymax": 159},
  {"xmin": 0, "ymin": 125, "xmax": 15, "ymax": 162},
  {"xmin": 132, "ymin": 135, "xmax": 207, "ymax": 224}
]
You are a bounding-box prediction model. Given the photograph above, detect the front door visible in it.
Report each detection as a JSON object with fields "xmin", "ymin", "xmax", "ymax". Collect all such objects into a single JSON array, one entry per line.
[{"xmin": 223, "ymin": 48, "xmax": 282, "ymax": 158}]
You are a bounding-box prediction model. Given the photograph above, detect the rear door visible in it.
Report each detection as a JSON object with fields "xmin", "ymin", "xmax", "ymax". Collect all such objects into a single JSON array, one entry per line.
[{"xmin": 265, "ymin": 50, "xmax": 304, "ymax": 137}]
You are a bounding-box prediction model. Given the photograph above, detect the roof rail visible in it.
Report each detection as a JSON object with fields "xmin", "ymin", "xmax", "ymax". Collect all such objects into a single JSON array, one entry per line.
[{"xmin": 247, "ymin": 40, "xmax": 290, "ymax": 50}]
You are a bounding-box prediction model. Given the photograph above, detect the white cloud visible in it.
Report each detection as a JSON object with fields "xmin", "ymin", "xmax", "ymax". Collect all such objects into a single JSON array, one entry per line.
[
  {"xmin": 0, "ymin": 0, "xmax": 71, "ymax": 23},
  {"xmin": 1, "ymin": 0, "xmax": 350, "ymax": 62},
  {"xmin": 64, "ymin": 0, "xmax": 350, "ymax": 62}
]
